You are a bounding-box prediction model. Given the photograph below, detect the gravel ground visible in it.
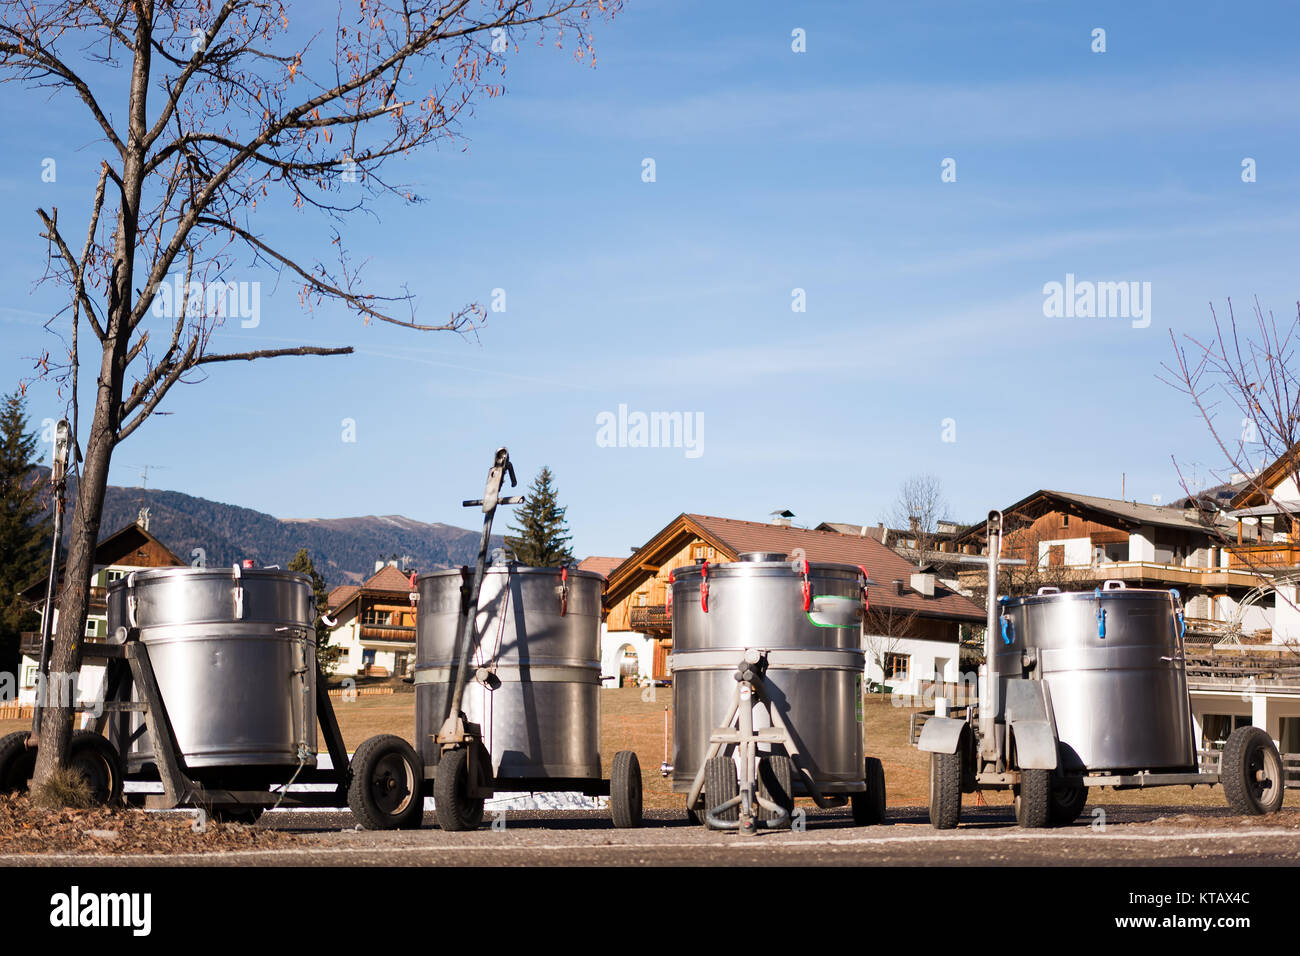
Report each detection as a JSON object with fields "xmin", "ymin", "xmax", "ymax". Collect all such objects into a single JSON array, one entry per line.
[{"xmin": 3, "ymin": 803, "xmax": 1298, "ymax": 866}]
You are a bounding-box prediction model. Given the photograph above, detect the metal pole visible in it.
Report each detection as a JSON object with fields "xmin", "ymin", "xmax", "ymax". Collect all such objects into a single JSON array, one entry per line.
[
  {"xmin": 979, "ymin": 509, "xmax": 1002, "ymax": 762},
  {"xmin": 31, "ymin": 420, "xmax": 70, "ymax": 739}
]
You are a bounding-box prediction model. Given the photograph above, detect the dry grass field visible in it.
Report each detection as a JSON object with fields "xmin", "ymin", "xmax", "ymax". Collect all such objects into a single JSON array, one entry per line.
[{"xmin": 1, "ymin": 689, "xmax": 1244, "ymax": 811}]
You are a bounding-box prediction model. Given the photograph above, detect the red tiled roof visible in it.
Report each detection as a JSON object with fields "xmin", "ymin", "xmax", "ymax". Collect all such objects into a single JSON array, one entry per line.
[
  {"xmin": 328, "ymin": 565, "xmax": 415, "ymax": 613},
  {"xmin": 578, "ymin": 556, "xmax": 623, "ymax": 579},
  {"xmin": 365, "ymin": 565, "xmax": 417, "ymax": 592}
]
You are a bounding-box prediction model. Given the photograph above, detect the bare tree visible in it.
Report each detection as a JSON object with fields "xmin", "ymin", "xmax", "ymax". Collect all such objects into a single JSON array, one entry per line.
[
  {"xmin": 884, "ymin": 473, "xmax": 949, "ymax": 567},
  {"xmin": 1160, "ymin": 298, "xmax": 1300, "ymax": 654},
  {"xmin": 1, "ymin": 0, "xmax": 620, "ymax": 799}
]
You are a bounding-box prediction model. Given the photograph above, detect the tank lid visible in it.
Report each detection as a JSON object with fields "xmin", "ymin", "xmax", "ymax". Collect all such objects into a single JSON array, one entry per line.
[{"xmin": 738, "ymin": 551, "xmax": 787, "ymax": 562}]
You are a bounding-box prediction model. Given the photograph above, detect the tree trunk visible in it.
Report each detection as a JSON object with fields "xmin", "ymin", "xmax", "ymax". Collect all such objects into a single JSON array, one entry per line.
[
  {"xmin": 29, "ymin": 10, "xmax": 147, "ymax": 795},
  {"xmin": 31, "ymin": 400, "xmax": 117, "ymax": 781}
]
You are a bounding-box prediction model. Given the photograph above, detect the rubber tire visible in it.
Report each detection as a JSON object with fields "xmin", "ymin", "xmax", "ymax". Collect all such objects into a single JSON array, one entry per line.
[
  {"xmin": 928, "ymin": 750, "xmax": 962, "ymax": 830},
  {"xmin": 1222, "ymin": 725, "xmax": 1285, "ymax": 816},
  {"xmin": 1015, "ymin": 768, "xmax": 1053, "ymax": 828},
  {"xmin": 852, "ymin": 756, "xmax": 887, "ymax": 825},
  {"xmin": 1049, "ymin": 776, "xmax": 1088, "ymax": 825},
  {"xmin": 348, "ymin": 734, "xmax": 425, "ymax": 831},
  {"xmin": 610, "ymin": 750, "xmax": 643, "ymax": 829},
  {"xmin": 68, "ymin": 731, "xmax": 124, "ymax": 806},
  {"xmin": 0, "ymin": 732, "xmax": 35, "ymax": 794},
  {"xmin": 758, "ymin": 755, "xmax": 795, "ymax": 821},
  {"xmin": 704, "ymin": 756, "xmax": 739, "ymax": 824},
  {"xmin": 433, "ymin": 747, "xmax": 485, "ymax": 832}
]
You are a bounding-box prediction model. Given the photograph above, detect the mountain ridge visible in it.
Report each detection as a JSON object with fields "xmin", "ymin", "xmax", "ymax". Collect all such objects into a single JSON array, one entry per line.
[{"xmin": 36, "ymin": 469, "xmax": 504, "ymax": 588}]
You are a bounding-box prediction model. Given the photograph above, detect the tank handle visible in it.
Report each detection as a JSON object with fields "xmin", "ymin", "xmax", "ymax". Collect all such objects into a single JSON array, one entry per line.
[
  {"xmin": 558, "ymin": 566, "xmax": 569, "ymax": 616},
  {"xmin": 1101, "ymin": 579, "xmax": 1127, "ymax": 590},
  {"xmin": 666, "ymin": 570, "xmax": 675, "ymax": 615},
  {"xmin": 1036, "ymin": 586, "xmax": 1061, "ymax": 595},
  {"xmin": 232, "ymin": 563, "xmax": 244, "ymax": 620},
  {"xmin": 798, "ymin": 558, "xmax": 812, "ymax": 612},
  {"xmin": 126, "ymin": 570, "xmax": 139, "ymax": 629},
  {"xmin": 699, "ymin": 560, "xmax": 710, "ymax": 613},
  {"xmin": 857, "ymin": 565, "xmax": 871, "ymax": 614}
]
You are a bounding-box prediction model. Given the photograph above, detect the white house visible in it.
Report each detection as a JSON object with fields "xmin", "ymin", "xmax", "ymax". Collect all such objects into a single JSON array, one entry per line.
[
  {"xmin": 326, "ymin": 562, "xmax": 419, "ymax": 678},
  {"xmin": 14, "ymin": 522, "xmax": 186, "ymax": 706}
]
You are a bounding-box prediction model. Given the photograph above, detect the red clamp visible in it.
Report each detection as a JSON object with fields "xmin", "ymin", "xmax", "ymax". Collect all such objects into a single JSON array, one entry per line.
[
  {"xmin": 799, "ymin": 558, "xmax": 812, "ymax": 611},
  {"xmin": 666, "ymin": 570, "xmax": 675, "ymax": 614},
  {"xmin": 700, "ymin": 560, "xmax": 710, "ymax": 613},
  {"xmin": 857, "ymin": 565, "xmax": 871, "ymax": 613},
  {"xmin": 558, "ymin": 566, "xmax": 569, "ymax": 616}
]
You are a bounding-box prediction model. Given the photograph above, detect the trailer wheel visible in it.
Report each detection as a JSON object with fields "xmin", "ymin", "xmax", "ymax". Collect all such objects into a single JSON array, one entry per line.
[
  {"xmin": 1049, "ymin": 776, "xmax": 1088, "ymax": 825},
  {"xmin": 68, "ymin": 731, "xmax": 123, "ymax": 806},
  {"xmin": 853, "ymin": 756, "xmax": 887, "ymax": 825},
  {"xmin": 928, "ymin": 751, "xmax": 962, "ymax": 829},
  {"xmin": 348, "ymin": 734, "xmax": 425, "ymax": 831},
  {"xmin": 704, "ymin": 756, "xmax": 738, "ymax": 824},
  {"xmin": 1222, "ymin": 726, "xmax": 1285, "ymax": 816},
  {"xmin": 610, "ymin": 750, "xmax": 643, "ymax": 828},
  {"xmin": 0, "ymin": 732, "xmax": 35, "ymax": 794},
  {"xmin": 758, "ymin": 755, "xmax": 795, "ymax": 821},
  {"xmin": 1015, "ymin": 768, "xmax": 1052, "ymax": 828},
  {"xmin": 433, "ymin": 747, "xmax": 485, "ymax": 831}
]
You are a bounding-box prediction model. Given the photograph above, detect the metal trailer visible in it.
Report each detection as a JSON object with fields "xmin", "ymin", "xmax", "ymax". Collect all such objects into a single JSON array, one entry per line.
[
  {"xmin": 915, "ymin": 510, "xmax": 1289, "ymax": 829},
  {"xmin": 0, "ymin": 565, "xmax": 355, "ymax": 822},
  {"xmin": 669, "ymin": 553, "xmax": 887, "ymax": 834},
  {"xmin": 347, "ymin": 447, "xmax": 643, "ymax": 831}
]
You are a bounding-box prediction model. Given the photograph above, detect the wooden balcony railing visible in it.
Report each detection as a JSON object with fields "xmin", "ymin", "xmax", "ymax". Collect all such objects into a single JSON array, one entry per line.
[
  {"xmin": 629, "ymin": 605, "xmax": 671, "ymax": 630},
  {"xmin": 19, "ymin": 632, "xmax": 41, "ymax": 658},
  {"xmin": 359, "ymin": 624, "xmax": 415, "ymax": 643},
  {"xmin": 1226, "ymin": 544, "xmax": 1300, "ymax": 569}
]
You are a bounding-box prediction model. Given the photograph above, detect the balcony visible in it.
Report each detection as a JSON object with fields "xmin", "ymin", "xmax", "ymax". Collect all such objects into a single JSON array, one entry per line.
[
  {"xmin": 629, "ymin": 605, "xmax": 670, "ymax": 630},
  {"xmin": 359, "ymin": 624, "xmax": 415, "ymax": 644},
  {"xmin": 1226, "ymin": 544, "xmax": 1300, "ymax": 570},
  {"xmin": 19, "ymin": 632, "xmax": 41, "ymax": 658}
]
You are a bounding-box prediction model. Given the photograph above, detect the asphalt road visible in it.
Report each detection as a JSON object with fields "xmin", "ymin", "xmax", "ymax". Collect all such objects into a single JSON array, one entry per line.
[{"xmin": 5, "ymin": 804, "xmax": 1299, "ymax": 866}]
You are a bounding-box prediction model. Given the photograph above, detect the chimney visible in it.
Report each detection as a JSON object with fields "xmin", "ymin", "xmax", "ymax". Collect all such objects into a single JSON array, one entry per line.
[
  {"xmin": 910, "ymin": 572, "xmax": 936, "ymax": 597},
  {"xmin": 374, "ymin": 559, "xmax": 385, "ymax": 573},
  {"xmin": 770, "ymin": 509, "xmax": 795, "ymax": 527},
  {"xmin": 893, "ymin": 579, "xmax": 906, "ymax": 596}
]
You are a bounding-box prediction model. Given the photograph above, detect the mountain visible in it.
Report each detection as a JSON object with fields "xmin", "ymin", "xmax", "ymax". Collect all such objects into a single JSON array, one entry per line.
[{"xmin": 37, "ymin": 469, "xmax": 503, "ymax": 587}]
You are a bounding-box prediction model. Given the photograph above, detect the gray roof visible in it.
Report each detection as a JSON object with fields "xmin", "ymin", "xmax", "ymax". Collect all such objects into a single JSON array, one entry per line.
[{"xmin": 1043, "ymin": 490, "xmax": 1232, "ymax": 533}]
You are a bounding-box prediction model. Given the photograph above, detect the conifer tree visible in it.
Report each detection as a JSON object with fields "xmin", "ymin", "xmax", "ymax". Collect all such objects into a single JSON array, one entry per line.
[
  {"xmin": 505, "ymin": 467, "xmax": 575, "ymax": 568},
  {"xmin": 0, "ymin": 392, "xmax": 51, "ymax": 678},
  {"xmin": 288, "ymin": 548, "xmax": 343, "ymax": 676}
]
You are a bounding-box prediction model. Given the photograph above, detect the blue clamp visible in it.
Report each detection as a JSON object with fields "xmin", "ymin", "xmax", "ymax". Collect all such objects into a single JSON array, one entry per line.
[
  {"xmin": 1094, "ymin": 587, "xmax": 1106, "ymax": 638},
  {"xmin": 1000, "ymin": 613, "xmax": 1014, "ymax": 645},
  {"xmin": 1169, "ymin": 588, "xmax": 1186, "ymax": 639}
]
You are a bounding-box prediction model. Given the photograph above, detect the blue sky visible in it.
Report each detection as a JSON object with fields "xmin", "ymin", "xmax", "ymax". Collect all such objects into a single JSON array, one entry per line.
[{"xmin": 2, "ymin": 0, "xmax": 1299, "ymax": 568}]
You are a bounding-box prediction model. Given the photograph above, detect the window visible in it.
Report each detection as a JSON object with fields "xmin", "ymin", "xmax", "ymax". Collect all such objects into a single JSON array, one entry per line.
[
  {"xmin": 22, "ymin": 664, "xmax": 37, "ymax": 689},
  {"xmin": 106, "ymin": 569, "xmax": 127, "ymax": 583},
  {"xmin": 84, "ymin": 618, "xmax": 98, "ymax": 637},
  {"xmin": 884, "ymin": 653, "xmax": 910, "ymax": 681},
  {"xmin": 1202, "ymin": 714, "xmax": 1249, "ymax": 750},
  {"xmin": 1280, "ymin": 718, "xmax": 1300, "ymax": 755},
  {"xmin": 362, "ymin": 609, "xmax": 393, "ymax": 626}
]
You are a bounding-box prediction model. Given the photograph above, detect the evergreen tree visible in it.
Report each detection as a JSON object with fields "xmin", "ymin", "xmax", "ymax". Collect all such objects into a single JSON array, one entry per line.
[
  {"xmin": 288, "ymin": 548, "xmax": 344, "ymax": 676},
  {"xmin": 0, "ymin": 391, "xmax": 51, "ymax": 678},
  {"xmin": 505, "ymin": 466, "xmax": 575, "ymax": 567}
]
